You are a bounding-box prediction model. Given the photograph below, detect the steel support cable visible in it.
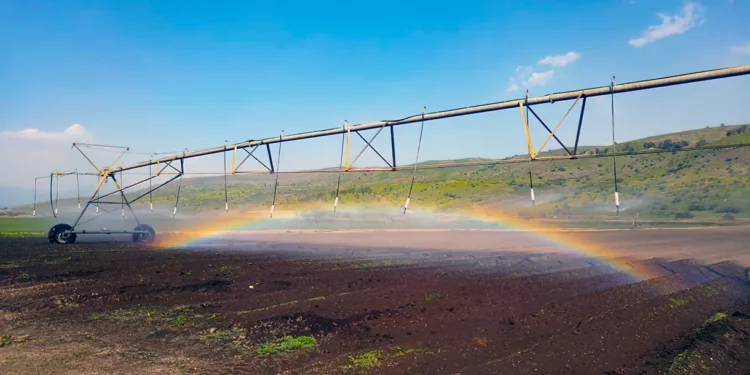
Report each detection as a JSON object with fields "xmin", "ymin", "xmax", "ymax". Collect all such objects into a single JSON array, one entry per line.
[
  {"xmin": 120, "ymin": 169, "xmax": 125, "ymax": 218},
  {"xmin": 49, "ymin": 174, "xmax": 55, "ymax": 218},
  {"xmin": 404, "ymin": 108, "xmax": 426, "ymax": 214},
  {"xmin": 525, "ymin": 91, "xmax": 535, "ymax": 207},
  {"xmin": 223, "ymin": 143, "xmax": 229, "ymax": 212},
  {"xmin": 172, "ymin": 155, "xmax": 185, "ymax": 218},
  {"xmin": 611, "ymin": 77, "xmax": 620, "ymax": 215},
  {"xmin": 76, "ymin": 171, "xmax": 81, "ymax": 210},
  {"xmin": 55, "ymin": 174, "xmax": 59, "ymax": 217},
  {"xmin": 148, "ymin": 157, "xmax": 154, "ymax": 212},
  {"xmin": 32, "ymin": 178, "xmax": 38, "ymax": 216},
  {"xmin": 334, "ymin": 122, "xmax": 347, "ymax": 212},
  {"xmin": 270, "ymin": 132, "xmax": 284, "ymax": 218}
]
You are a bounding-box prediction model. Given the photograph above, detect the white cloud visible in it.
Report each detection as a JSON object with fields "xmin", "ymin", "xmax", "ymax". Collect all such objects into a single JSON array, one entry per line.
[
  {"xmin": 507, "ymin": 65, "xmax": 557, "ymax": 92},
  {"xmin": 507, "ymin": 66, "xmax": 532, "ymax": 92},
  {"xmin": 537, "ymin": 52, "xmax": 581, "ymax": 67},
  {"xmin": 525, "ymin": 70, "xmax": 555, "ymax": 87},
  {"xmin": 0, "ymin": 124, "xmax": 95, "ymax": 191},
  {"xmin": 731, "ymin": 43, "xmax": 750, "ymax": 55},
  {"xmin": 1, "ymin": 123, "xmax": 92, "ymax": 142},
  {"xmin": 628, "ymin": 2, "xmax": 704, "ymax": 48}
]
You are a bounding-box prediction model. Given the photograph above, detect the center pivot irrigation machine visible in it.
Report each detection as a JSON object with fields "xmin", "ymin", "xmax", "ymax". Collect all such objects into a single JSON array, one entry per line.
[{"xmin": 37, "ymin": 65, "xmax": 750, "ymax": 244}]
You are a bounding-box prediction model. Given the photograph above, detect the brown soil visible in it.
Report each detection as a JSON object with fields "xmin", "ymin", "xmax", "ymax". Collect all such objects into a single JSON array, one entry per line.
[{"xmin": 1, "ymin": 228, "xmax": 749, "ymax": 375}]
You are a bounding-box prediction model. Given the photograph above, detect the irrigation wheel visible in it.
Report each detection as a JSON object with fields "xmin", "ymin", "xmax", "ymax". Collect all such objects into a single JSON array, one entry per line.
[
  {"xmin": 48, "ymin": 224, "xmax": 77, "ymax": 244},
  {"xmin": 132, "ymin": 224, "xmax": 156, "ymax": 243}
]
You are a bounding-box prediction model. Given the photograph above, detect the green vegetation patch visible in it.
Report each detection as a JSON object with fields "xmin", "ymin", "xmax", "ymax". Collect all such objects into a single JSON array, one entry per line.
[
  {"xmin": 256, "ymin": 335, "xmax": 317, "ymax": 356},
  {"xmin": 668, "ymin": 349, "xmax": 710, "ymax": 374},
  {"xmin": 669, "ymin": 296, "xmax": 694, "ymax": 308},
  {"xmin": 697, "ymin": 312, "xmax": 727, "ymax": 332},
  {"xmin": 345, "ymin": 350, "xmax": 383, "ymax": 370},
  {"xmin": 0, "ymin": 334, "xmax": 30, "ymax": 348},
  {"xmin": 173, "ymin": 315, "xmax": 188, "ymax": 327},
  {"xmin": 424, "ymin": 292, "xmax": 450, "ymax": 302},
  {"xmin": 331, "ymin": 260, "xmax": 414, "ymax": 271},
  {"xmin": 218, "ymin": 265, "xmax": 240, "ymax": 273}
]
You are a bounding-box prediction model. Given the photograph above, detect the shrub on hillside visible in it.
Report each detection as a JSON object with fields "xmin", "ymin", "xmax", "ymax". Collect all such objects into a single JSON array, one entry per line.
[{"xmin": 714, "ymin": 205, "xmax": 742, "ymax": 214}]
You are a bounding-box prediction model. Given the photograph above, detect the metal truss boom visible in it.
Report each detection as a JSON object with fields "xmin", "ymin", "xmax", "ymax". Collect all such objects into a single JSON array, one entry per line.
[{"xmin": 109, "ymin": 65, "xmax": 749, "ymax": 174}]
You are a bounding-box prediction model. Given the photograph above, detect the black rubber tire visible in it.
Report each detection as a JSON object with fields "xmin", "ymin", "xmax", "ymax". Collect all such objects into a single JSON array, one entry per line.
[
  {"xmin": 48, "ymin": 224, "xmax": 77, "ymax": 244},
  {"xmin": 133, "ymin": 224, "xmax": 156, "ymax": 243}
]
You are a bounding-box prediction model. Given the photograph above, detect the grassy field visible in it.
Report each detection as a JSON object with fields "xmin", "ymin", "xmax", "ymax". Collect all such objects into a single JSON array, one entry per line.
[{"xmin": 0, "ymin": 217, "xmax": 54, "ymax": 237}]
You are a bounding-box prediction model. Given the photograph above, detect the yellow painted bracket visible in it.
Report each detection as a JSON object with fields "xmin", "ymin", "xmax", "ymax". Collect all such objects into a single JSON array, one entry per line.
[
  {"xmin": 519, "ymin": 103, "xmax": 536, "ymax": 160},
  {"xmin": 344, "ymin": 127, "xmax": 351, "ymax": 171},
  {"xmin": 231, "ymin": 145, "xmax": 238, "ymax": 174}
]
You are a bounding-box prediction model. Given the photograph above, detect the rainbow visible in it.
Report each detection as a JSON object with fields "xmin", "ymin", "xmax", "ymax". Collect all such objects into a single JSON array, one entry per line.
[{"xmin": 156, "ymin": 202, "xmax": 667, "ymax": 283}]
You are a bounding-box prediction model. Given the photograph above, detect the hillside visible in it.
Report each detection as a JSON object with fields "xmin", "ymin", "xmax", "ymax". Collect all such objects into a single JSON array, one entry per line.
[{"xmin": 10, "ymin": 124, "xmax": 750, "ymax": 222}]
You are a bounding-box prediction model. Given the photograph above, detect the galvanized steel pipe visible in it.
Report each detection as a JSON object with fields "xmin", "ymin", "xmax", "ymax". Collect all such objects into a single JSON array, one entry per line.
[{"xmin": 116, "ymin": 65, "xmax": 750, "ymax": 173}]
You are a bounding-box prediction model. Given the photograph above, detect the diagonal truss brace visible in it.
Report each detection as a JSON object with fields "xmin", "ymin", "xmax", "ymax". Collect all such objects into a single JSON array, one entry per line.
[
  {"xmin": 346, "ymin": 124, "xmax": 397, "ymax": 171},
  {"xmin": 521, "ymin": 93, "xmax": 587, "ymax": 159},
  {"xmin": 231, "ymin": 143, "xmax": 275, "ymax": 174}
]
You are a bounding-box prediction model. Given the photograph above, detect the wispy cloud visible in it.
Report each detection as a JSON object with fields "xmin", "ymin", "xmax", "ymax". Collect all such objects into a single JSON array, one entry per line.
[
  {"xmin": 1, "ymin": 124, "xmax": 92, "ymax": 142},
  {"xmin": 507, "ymin": 51, "xmax": 579, "ymax": 92},
  {"xmin": 731, "ymin": 43, "xmax": 750, "ymax": 55},
  {"xmin": 537, "ymin": 52, "xmax": 581, "ymax": 67},
  {"xmin": 628, "ymin": 2, "xmax": 704, "ymax": 48},
  {"xmin": 508, "ymin": 66, "xmax": 531, "ymax": 92},
  {"xmin": 525, "ymin": 70, "xmax": 555, "ymax": 87}
]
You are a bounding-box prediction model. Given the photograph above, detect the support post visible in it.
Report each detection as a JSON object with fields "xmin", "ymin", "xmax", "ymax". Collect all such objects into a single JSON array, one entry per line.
[
  {"xmin": 231, "ymin": 146, "xmax": 237, "ymax": 174},
  {"xmin": 345, "ymin": 125, "xmax": 351, "ymax": 171},
  {"xmin": 390, "ymin": 125, "xmax": 397, "ymax": 171},
  {"xmin": 266, "ymin": 143, "xmax": 275, "ymax": 173},
  {"xmin": 519, "ymin": 102, "xmax": 536, "ymax": 160},
  {"xmin": 573, "ymin": 96, "xmax": 587, "ymax": 157}
]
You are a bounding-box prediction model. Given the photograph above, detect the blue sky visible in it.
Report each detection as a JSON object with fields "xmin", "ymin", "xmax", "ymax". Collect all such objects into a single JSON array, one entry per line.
[{"xmin": 1, "ymin": 0, "xmax": 749, "ymax": 193}]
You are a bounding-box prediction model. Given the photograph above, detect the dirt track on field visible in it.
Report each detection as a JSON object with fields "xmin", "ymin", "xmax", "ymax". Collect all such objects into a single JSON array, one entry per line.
[{"xmin": 1, "ymin": 227, "xmax": 749, "ymax": 374}]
